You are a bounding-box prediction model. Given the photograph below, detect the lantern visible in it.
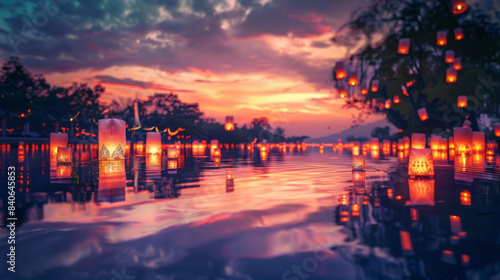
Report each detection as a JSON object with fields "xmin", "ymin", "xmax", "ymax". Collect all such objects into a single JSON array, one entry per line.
[
  {"xmin": 445, "ymin": 50, "xmax": 455, "ymax": 63},
  {"xmin": 398, "ymin": 38, "xmax": 410, "ymax": 55},
  {"xmin": 451, "ymin": 0, "xmax": 468, "ymax": 14},
  {"xmin": 167, "ymin": 159, "xmax": 178, "ymax": 174},
  {"xmin": 393, "ymin": 95, "xmax": 401, "ymax": 104},
  {"xmin": 454, "ymin": 127, "xmax": 472, "ymax": 156},
  {"xmin": 457, "ymin": 95, "xmax": 467, "ymax": 108},
  {"xmin": 334, "ymin": 62, "xmax": 346, "ymax": 80},
  {"xmin": 210, "ymin": 140, "xmax": 219, "ymax": 152},
  {"xmin": 146, "ymin": 132, "xmax": 162, "ymax": 157},
  {"xmin": 453, "ymin": 58, "xmax": 462, "ymax": 70},
  {"xmin": 98, "ymin": 119, "xmax": 126, "ymax": 160},
  {"xmin": 361, "ymin": 87, "xmax": 368, "ymax": 95},
  {"xmin": 167, "ymin": 146, "xmax": 179, "ymax": 159},
  {"xmin": 430, "ymin": 135, "xmax": 441, "ymax": 151},
  {"xmin": 400, "ymin": 231, "xmax": 414, "ymax": 254},
  {"xmin": 404, "ymin": 136, "xmax": 411, "ymax": 149},
  {"xmin": 50, "ymin": 133, "xmax": 68, "ymax": 158},
  {"xmin": 225, "ymin": 116, "xmax": 235, "ymax": 131},
  {"xmin": 449, "ymin": 136, "xmax": 455, "ymax": 150},
  {"xmin": 56, "ymin": 147, "xmax": 73, "ymax": 164},
  {"xmin": 462, "ymin": 120, "xmax": 471, "ymax": 128},
  {"xmin": 352, "ymin": 141, "xmax": 360, "ymax": 155},
  {"xmin": 338, "ymin": 87, "xmax": 347, "ymax": 98},
  {"xmin": 411, "ymin": 133, "xmax": 426, "ymax": 149},
  {"xmin": 348, "ymin": 71, "xmax": 358, "ymax": 86},
  {"xmin": 440, "ymin": 138, "xmax": 448, "ymax": 150},
  {"xmin": 446, "ymin": 68, "xmax": 457, "ymax": 83},
  {"xmin": 417, "ymin": 108, "xmax": 428, "ymax": 121},
  {"xmin": 450, "ymin": 215, "xmax": 462, "ymax": 233},
  {"xmin": 135, "ymin": 141, "xmax": 144, "ymax": 155},
  {"xmin": 370, "ymin": 80, "xmax": 379, "ymax": 92},
  {"xmin": 213, "ymin": 148, "xmax": 221, "ymax": 157},
  {"xmin": 371, "ymin": 138, "xmax": 379, "ymax": 151},
  {"xmin": 454, "ymin": 28, "xmax": 464, "ymax": 40},
  {"xmin": 352, "ymin": 155, "xmax": 365, "ymax": 171},
  {"xmin": 352, "ymin": 171, "xmax": 366, "ymax": 187},
  {"xmin": 401, "ymin": 85, "xmax": 408, "ymax": 96},
  {"xmin": 408, "ymin": 148, "xmax": 434, "ymax": 176},
  {"xmin": 408, "ymin": 178, "xmax": 435, "ymax": 206},
  {"xmin": 437, "ymin": 31, "xmax": 447, "ymax": 46},
  {"xmin": 472, "ymin": 131, "xmax": 485, "ymax": 153},
  {"xmin": 494, "ymin": 123, "xmax": 500, "ymax": 137},
  {"xmin": 384, "ymin": 99, "xmax": 392, "ymax": 109},
  {"xmin": 226, "ymin": 171, "xmax": 234, "ymax": 192}
]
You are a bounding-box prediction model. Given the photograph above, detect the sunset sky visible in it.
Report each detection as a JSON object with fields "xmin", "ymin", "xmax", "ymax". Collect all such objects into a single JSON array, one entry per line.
[{"xmin": 0, "ymin": 0, "xmax": 384, "ymax": 138}]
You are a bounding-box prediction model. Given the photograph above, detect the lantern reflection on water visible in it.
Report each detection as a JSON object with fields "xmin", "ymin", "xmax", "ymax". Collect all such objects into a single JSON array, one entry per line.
[
  {"xmin": 400, "ymin": 231, "xmax": 414, "ymax": 254},
  {"xmin": 226, "ymin": 171, "xmax": 234, "ymax": 192},
  {"xmin": 18, "ymin": 142, "xmax": 25, "ymax": 156},
  {"xmin": 494, "ymin": 123, "xmax": 500, "ymax": 137},
  {"xmin": 352, "ymin": 171, "xmax": 365, "ymax": 188},
  {"xmin": 408, "ymin": 178, "xmax": 435, "ymax": 206},
  {"xmin": 408, "ymin": 148, "xmax": 434, "ymax": 176},
  {"xmin": 56, "ymin": 147, "xmax": 73, "ymax": 165},
  {"xmin": 99, "ymin": 119, "xmax": 126, "ymax": 160},
  {"xmin": 370, "ymin": 80, "xmax": 379, "ymax": 92},
  {"xmin": 50, "ymin": 133, "xmax": 68, "ymax": 157},
  {"xmin": 454, "ymin": 127, "xmax": 472, "ymax": 156},
  {"xmin": 167, "ymin": 159, "xmax": 178, "ymax": 174},
  {"xmin": 98, "ymin": 170, "xmax": 125, "ymax": 203},
  {"xmin": 352, "ymin": 155, "xmax": 365, "ymax": 171},
  {"xmin": 146, "ymin": 132, "xmax": 162, "ymax": 157},
  {"xmin": 411, "ymin": 133, "xmax": 426, "ymax": 149},
  {"xmin": 135, "ymin": 141, "xmax": 144, "ymax": 155}
]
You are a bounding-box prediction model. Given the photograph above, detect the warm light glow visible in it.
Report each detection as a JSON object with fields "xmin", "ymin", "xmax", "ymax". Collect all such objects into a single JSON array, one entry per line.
[
  {"xmin": 450, "ymin": 215, "xmax": 462, "ymax": 233},
  {"xmin": 352, "ymin": 155, "xmax": 365, "ymax": 171},
  {"xmin": 472, "ymin": 131, "xmax": 485, "ymax": 154},
  {"xmin": 408, "ymin": 148, "xmax": 434, "ymax": 176},
  {"xmin": 167, "ymin": 146, "xmax": 179, "ymax": 159},
  {"xmin": 460, "ymin": 190, "xmax": 471, "ymax": 206},
  {"xmin": 146, "ymin": 132, "xmax": 162, "ymax": 157},
  {"xmin": 446, "ymin": 68, "xmax": 457, "ymax": 83},
  {"xmin": 225, "ymin": 116, "xmax": 235, "ymax": 131},
  {"xmin": 213, "ymin": 148, "xmax": 221, "ymax": 157},
  {"xmin": 454, "ymin": 28, "xmax": 464, "ymax": 40},
  {"xmin": 361, "ymin": 87, "xmax": 368, "ymax": 95},
  {"xmin": 453, "ymin": 58, "xmax": 462, "ymax": 70},
  {"xmin": 351, "ymin": 204, "xmax": 360, "ymax": 216},
  {"xmin": 56, "ymin": 147, "xmax": 73, "ymax": 164},
  {"xmin": 352, "ymin": 171, "xmax": 365, "ymax": 187},
  {"xmin": 445, "ymin": 50, "xmax": 455, "ymax": 63},
  {"xmin": 99, "ymin": 160, "xmax": 125, "ymax": 176},
  {"xmin": 437, "ymin": 30, "xmax": 447, "ymax": 46},
  {"xmin": 457, "ymin": 95, "xmax": 467, "ymax": 108},
  {"xmin": 411, "ymin": 133, "xmax": 426, "ymax": 149},
  {"xmin": 338, "ymin": 87, "xmax": 347, "ymax": 98},
  {"xmin": 417, "ymin": 108, "xmax": 428, "ymax": 121},
  {"xmin": 400, "ymin": 231, "xmax": 413, "ymax": 253},
  {"xmin": 384, "ymin": 99, "xmax": 392, "ymax": 109},
  {"xmin": 99, "ymin": 119, "xmax": 126, "ymax": 160},
  {"xmin": 454, "ymin": 127, "xmax": 472, "ymax": 156},
  {"xmin": 451, "ymin": 0, "xmax": 468, "ymax": 14},
  {"xmin": 370, "ymin": 80, "xmax": 379, "ymax": 92},
  {"xmin": 393, "ymin": 95, "xmax": 401, "ymax": 104},
  {"xmin": 348, "ymin": 71, "xmax": 358, "ymax": 86},
  {"xmin": 408, "ymin": 178, "xmax": 435, "ymax": 206},
  {"xmin": 335, "ymin": 62, "xmax": 346, "ymax": 80},
  {"xmin": 398, "ymin": 38, "xmax": 410, "ymax": 55},
  {"xmin": 494, "ymin": 123, "xmax": 500, "ymax": 137},
  {"xmin": 50, "ymin": 133, "xmax": 68, "ymax": 158}
]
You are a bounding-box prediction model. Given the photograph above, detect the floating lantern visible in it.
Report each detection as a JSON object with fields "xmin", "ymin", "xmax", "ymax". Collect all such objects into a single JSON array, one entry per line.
[
  {"xmin": 454, "ymin": 127, "xmax": 472, "ymax": 156},
  {"xmin": 167, "ymin": 146, "xmax": 179, "ymax": 159},
  {"xmin": 352, "ymin": 155, "xmax": 365, "ymax": 171},
  {"xmin": 445, "ymin": 50, "xmax": 455, "ymax": 63},
  {"xmin": 361, "ymin": 87, "xmax": 368, "ymax": 95},
  {"xmin": 338, "ymin": 87, "xmax": 347, "ymax": 98},
  {"xmin": 451, "ymin": 0, "xmax": 468, "ymax": 14},
  {"xmin": 408, "ymin": 178, "xmax": 435, "ymax": 206},
  {"xmin": 146, "ymin": 132, "xmax": 162, "ymax": 157},
  {"xmin": 457, "ymin": 95, "xmax": 467, "ymax": 108},
  {"xmin": 437, "ymin": 31, "xmax": 447, "ymax": 46},
  {"xmin": 18, "ymin": 142, "xmax": 25, "ymax": 156},
  {"xmin": 446, "ymin": 68, "xmax": 457, "ymax": 83},
  {"xmin": 472, "ymin": 131, "xmax": 485, "ymax": 153},
  {"xmin": 460, "ymin": 190, "xmax": 471, "ymax": 206},
  {"xmin": 334, "ymin": 62, "xmax": 346, "ymax": 80},
  {"xmin": 417, "ymin": 108, "xmax": 428, "ymax": 121},
  {"xmin": 98, "ymin": 119, "xmax": 126, "ymax": 160},
  {"xmin": 494, "ymin": 123, "xmax": 500, "ymax": 137},
  {"xmin": 384, "ymin": 99, "xmax": 392, "ymax": 109},
  {"xmin": 352, "ymin": 171, "xmax": 366, "ymax": 187},
  {"xmin": 453, "ymin": 58, "xmax": 462, "ymax": 70},
  {"xmin": 98, "ymin": 170, "xmax": 126, "ymax": 203},
  {"xmin": 348, "ymin": 72, "xmax": 358, "ymax": 86},
  {"xmin": 401, "ymin": 85, "xmax": 408, "ymax": 96},
  {"xmin": 125, "ymin": 141, "xmax": 131, "ymax": 157},
  {"xmin": 430, "ymin": 135, "xmax": 441, "ymax": 151},
  {"xmin": 352, "ymin": 141, "xmax": 360, "ymax": 155},
  {"xmin": 393, "ymin": 95, "xmax": 401, "ymax": 104},
  {"xmin": 403, "ymin": 136, "xmax": 411, "ymax": 150},
  {"xmin": 371, "ymin": 138, "xmax": 379, "ymax": 151},
  {"xmin": 213, "ymin": 148, "xmax": 221, "ymax": 157},
  {"xmin": 50, "ymin": 133, "xmax": 68, "ymax": 158},
  {"xmin": 56, "ymin": 147, "xmax": 73, "ymax": 164},
  {"xmin": 210, "ymin": 139, "xmax": 219, "ymax": 152},
  {"xmin": 439, "ymin": 138, "xmax": 448, "ymax": 150},
  {"xmin": 400, "ymin": 231, "xmax": 414, "ymax": 254},
  {"xmin": 225, "ymin": 116, "xmax": 235, "ymax": 131},
  {"xmin": 411, "ymin": 133, "xmax": 426, "ymax": 149},
  {"xmin": 454, "ymin": 28, "xmax": 464, "ymax": 40},
  {"xmin": 408, "ymin": 148, "xmax": 434, "ymax": 176},
  {"xmin": 351, "ymin": 204, "xmax": 360, "ymax": 217},
  {"xmin": 398, "ymin": 38, "xmax": 410, "ymax": 55},
  {"xmin": 370, "ymin": 80, "xmax": 379, "ymax": 92}
]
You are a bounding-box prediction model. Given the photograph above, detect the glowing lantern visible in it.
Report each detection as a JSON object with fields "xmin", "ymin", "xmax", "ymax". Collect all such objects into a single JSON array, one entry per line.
[
  {"xmin": 445, "ymin": 50, "xmax": 455, "ymax": 63},
  {"xmin": 98, "ymin": 119, "xmax": 126, "ymax": 160},
  {"xmin": 348, "ymin": 72, "xmax": 358, "ymax": 86},
  {"xmin": 451, "ymin": 0, "xmax": 468, "ymax": 14},
  {"xmin": 225, "ymin": 116, "xmax": 235, "ymax": 131},
  {"xmin": 430, "ymin": 135, "xmax": 441, "ymax": 151},
  {"xmin": 454, "ymin": 28, "xmax": 464, "ymax": 40},
  {"xmin": 454, "ymin": 127, "xmax": 472, "ymax": 156},
  {"xmin": 351, "ymin": 204, "xmax": 360, "ymax": 217},
  {"xmin": 460, "ymin": 190, "xmax": 471, "ymax": 206},
  {"xmin": 440, "ymin": 138, "xmax": 448, "ymax": 150},
  {"xmin": 403, "ymin": 136, "xmax": 411, "ymax": 150},
  {"xmin": 146, "ymin": 132, "xmax": 162, "ymax": 157},
  {"xmin": 98, "ymin": 167, "xmax": 125, "ymax": 203},
  {"xmin": 99, "ymin": 159, "xmax": 125, "ymax": 176},
  {"xmin": 371, "ymin": 138, "xmax": 379, "ymax": 151},
  {"xmin": 352, "ymin": 141, "xmax": 360, "ymax": 155},
  {"xmin": 210, "ymin": 140, "xmax": 219, "ymax": 152},
  {"xmin": 408, "ymin": 148, "xmax": 434, "ymax": 176},
  {"xmin": 408, "ymin": 178, "xmax": 435, "ymax": 206},
  {"xmin": 494, "ymin": 123, "xmax": 500, "ymax": 137},
  {"xmin": 446, "ymin": 68, "xmax": 457, "ymax": 83},
  {"xmin": 56, "ymin": 147, "xmax": 73, "ymax": 164},
  {"xmin": 167, "ymin": 159, "xmax": 178, "ymax": 174},
  {"xmin": 338, "ymin": 87, "xmax": 347, "ymax": 98},
  {"xmin": 450, "ymin": 215, "xmax": 462, "ymax": 233},
  {"xmin": 417, "ymin": 108, "xmax": 428, "ymax": 121},
  {"xmin": 400, "ymin": 231, "xmax": 414, "ymax": 254},
  {"xmin": 213, "ymin": 148, "xmax": 221, "ymax": 157},
  {"xmin": 457, "ymin": 95, "xmax": 467, "ymax": 108},
  {"xmin": 50, "ymin": 133, "xmax": 68, "ymax": 157},
  {"xmin": 352, "ymin": 155, "xmax": 365, "ymax": 171},
  {"xmin": 398, "ymin": 38, "xmax": 410, "ymax": 55},
  {"xmin": 384, "ymin": 99, "xmax": 392, "ymax": 109},
  {"xmin": 437, "ymin": 31, "xmax": 447, "ymax": 46},
  {"xmin": 393, "ymin": 95, "xmax": 401, "ymax": 104},
  {"xmin": 334, "ymin": 62, "xmax": 346, "ymax": 80},
  {"xmin": 401, "ymin": 85, "xmax": 408, "ymax": 96},
  {"xmin": 453, "ymin": 58, "xmax": 462, "ymax": 70},
  {"xmin": 167, "ymin": 146, "xmax": 179, "ymax": 159},
  {"xmin": 472, "ymin": 131, "xmax": 485, "ymax": 153},
  {"xmin": 361, "ymin": 87, "xmax": 368, "ymax": 95},
  {"xmin": 411, "ymin": 133, "xmax": 426, "ymax": 149},
  {"xmin": 135, "ymin": 141, "xmax": 144, "ymax": 155},
  {"xmin": 370, "ymin": 80, "xmax": 379, "ymax": 92}
]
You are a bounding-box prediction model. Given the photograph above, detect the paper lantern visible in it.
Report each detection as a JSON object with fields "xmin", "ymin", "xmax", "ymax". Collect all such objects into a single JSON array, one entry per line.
[
  {"xmin": 417, "ymin": 108, "xmax": 428, "ymax": 121},
  {"xmin": 352, "ymin": 141, "xmax": 360, "ymax": 155},
  {"xmin": 135, "ymin": 141, "xmax": 144, "ymax": 155},
  {"xmin": 192, "ymin": 141, "xmax": 205, "ymax": 157},
  {"xmin": 393, "ymin": 95, "xmax": 401, "ymax": 104},
  {"xmin": 451, "ymin": 0, "xmax": 468, "ymax": 14},
  {"xmin": 167, "ymin": 159, "xmax": 178, "ymax": 171},
  {"xmin": 457, "ymin": 95, "xmax": 467, "ymax": 108},
  {"xmin": 494, "ymin": 123, "xmax": 500, "ymax": 137},
  {"xmin": 400, "ymin": 231, "xmax": 414, "ymax": 254},
  {"xmin": 440, "ymin": 138, "xmax": 448, "ymax": 150},
  {"xmin": 146, "ymin": 132, "xmax": 162, "ymax": 157},
  {"xmin": 50, "ymin": 133, "xmax": 68, "ymax": 158},
  {"xmin": 338, "ymin": 87, "xmax": 347, "ymax": 98},
  {"xmin": 446, "ymin": 68, "xmax": 457, "ymax": 83},
  {"xmin": 352, "ymin": 155, "xmax": 365, "ymax": 171},
  {"xmin": 401, "ymin": 85, "xmax": 408, "ymax": 96},
  {"xmin": 437, "ymin": 31, "xmax": 447, "ymax": 46},
  {"xmin": 210, "ymin": 139, "xmax": 219, "ymax": 151},
  {"xmin": 453, "ymin": 58, "xmax": 462, "ymax": 70},
  {"xmin": 167, "ymin": 146, "xmax": 179, "ymax": 159},
  {"xmin": 225, "ymin": 116, "xmax": 235, "ymax": 131},
  {"xmin": 454, "ymin": 28, "xmax": 464, "ymax": 40},
  {"xmin": 408, "ymin": 148, "xmax": 434, "ymax": 176},
  {"xmin": 398, "ymin": 38, "xmax": 410, "ymax": 55},
  {"xmin": 371, "ymin": 138, "xmax": 379, "ymax": 151},
  {"xmin": 213, "ymin": 148, "xmax": 221, "ymax": 157},
  {"xmin": 361, "ymin": 87, "xmax": 368, "ymax": 95},
  {"xmin": 370, "ymin": 80, "xmax": 379, "ymax": 92},
  {"xmin": 334, "ymin": 62, "xmax": 346, "ymax": 80},
  {"xmin": 449, "ymin": 136, "xmax": 455, "ymax": 150},
  {"xmin": 472, "ymin": 131, "xmax": 485, "ymax": 153},
  {"xmin": 445, "ymin": 50, "xmax": 455, "ymax": 63},
  {"xmin": 348, "ymin": 72, "xmax": 358, "ymax": 86},
  {"xmin": 411, "ymin": 133, "xmax": 426, "ymax": 149},
  {"xmin": 56, "ymin": 147, "xmax": 73, "ymax": 164},
  {"xmin": 430, "ymin": 135, "xmax": 441, "ymax": 151},
  {"xmin": 98, "ymin": 119, "xmax": 126, "ymax": 160},
  {"xmin": 384, "ymin": 99, "xmax": 392, "ymax": 109},
  {"xmin": 450, "ymin": 215, "xmax": 462, "ymax": 233},
  {"xmin": 408, "ymin": 178, "xmax": 435, "ymax": 206},
  {"xmin": 454, "ymin": 127, "xmax": 472, "ymax": 156},
  {"xmin": 404, "ymin": 136, "xmax": 411, "ymax": 149},
  {"xmin": 226, "ymin": 171, "xmax": 234, "ymax": 192}
]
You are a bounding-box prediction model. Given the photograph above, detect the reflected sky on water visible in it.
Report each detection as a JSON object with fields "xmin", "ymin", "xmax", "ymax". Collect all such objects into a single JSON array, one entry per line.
[{"xmin": 0, "ymin": 144, "xmax": 499, "ymax": 280}]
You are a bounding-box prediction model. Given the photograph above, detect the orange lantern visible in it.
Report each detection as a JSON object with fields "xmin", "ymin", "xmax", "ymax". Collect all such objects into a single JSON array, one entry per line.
[
  {"xmin": 453, "ymin": 58, "xmax": 462, "ymax": 70},
  {"xmin": 472, "ymin": 131, "xmax": 485, "ymax": 154},
  {"xmin": 462, "ymin": 120, "xmax": 471, "ymax": 128},
  {"xmin": 352, "ymin": 155, "xmax": 365, "ymax": 171},
  {"xmin": 494, "ymin": 123, "xmax": 500, "ymax": 137},
  {"xmin": 446, "ymin": 68, "xmax": 457, "ymax": 83},
  {"xmin": 454, "ymin": 127, "xmax": 472, "ymax": 156},
  {"xmin": 371, "ymin": 138, "xmax": 379, "ymax": 151},
  {"xmin": 460, "ymin": 190, "xmax": 471, "ymax": 206},
  {"xmin": 398, "ymin": 38, "xmax": 410, "ymax": 55},
  {"xmin": 352, "ymin": 171, "xmax": 366, "ymax": 187},
  {"xmin": 361, "ymin": 87, "xmax": 368, "ymax": 95},
  {"xmin": 135, "ymin": 140, "xmax": 144, "ymax": 155},
  {"xmin": 348, "ymin": 71, "xmax": 358, "ymax": 86},
  {"xmin": 437, "ymin": 31, "xmax": 447, "ymax": 46},
  {"xmin": 213, "ymin": 148, "xmax": 221, "ymax": 157},
  {"xmin": 411, "ymin": 133, "xmax": 426, "ymax": 149},
  {"xmin": 393, "ymin": 95, "xmax": 401, "ymax": 104},
  {"xmin": 50, "ymin": 133, "xmax": 68, "ymax": 158},
  {"xmin": 417, "ymin": 108, "xmax": 428, "ymax": 121},
  {"xmin": 146, "ymin": 132, "xmax": 162, "ymax": 157},
  {"xmin": 408, "ymin": 178, "xmax": 435, "ymax": 206},
  {"xmin": 451, "ymin": 0, "xmax": 468, "ymax": 14},
  {"xmin": 334, "ymin": 62, "xmax": 346, "ymax": 80},
  {"xmin": 384, "ymin": 99, "xmax": 392, "ymax": 109},
  {"xmin": 167, "ymin": 146, "xmax": 179, "ymax": 159},
  {"xmin": 98, "ymin": 119, "xmax": 126, "ymax": 160},
  {"xmin": 457, "ymin": 95, "xmax": 467, "ymax": 108},
  {"xmin": 370, "ymin": 80, "xmax": 379, "ymax": 92},
  {"xmin": 167, "ymin": 159, "xmax": 178, "ymax": 171},
  {"xmin": 404, "ymin": 136, "xmax": 411, "ymax": 149},
  {"xmin": 225, "ymin": 116, "xmax": 235, "ymax": 131},
  {"xmin": 400, "ymin": 231, "xmax": 414, "ymax": 254},
  {"xmin": 226, "ymin": 171, "xmax": 234, "ymax": 191},
  {"xmin": 454, "ymin": 27, "xmax": 464, "ymax": 40},
  {"xmin": 56, "ymin": 147, "xmax": 73, "ymax": 164},
  {"xmin": 408, "ymin": 148, "xmax": 434, "ymax": 176},
  {"xmin": 439, "ymin": 138, "xmax": 448, "ymax": 150},
  {"xmin": 450, "ymin": 215, "xmax": 462, "ymax": 233},
  {"xmin": 338, "ymin": 87, "xmax": 347, "ymax": 98},
  {"xmin": 445, "ymin": 50, "xmax": 455, "ymax": 63},
  {"xmin": 430, "ymin": 135, "xmax": 441, "ymax": 151}
]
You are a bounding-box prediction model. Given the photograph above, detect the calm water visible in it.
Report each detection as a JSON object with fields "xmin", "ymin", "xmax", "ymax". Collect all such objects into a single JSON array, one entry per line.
[{"xmin": 1, "ymin": 144, "xmax": 500, "ymax": 280}]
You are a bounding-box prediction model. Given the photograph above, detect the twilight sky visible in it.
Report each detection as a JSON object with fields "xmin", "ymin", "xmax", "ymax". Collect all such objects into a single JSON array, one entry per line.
[{"xmin": 0, "ymin": 0, "xmax": 383, "ymax": 138}]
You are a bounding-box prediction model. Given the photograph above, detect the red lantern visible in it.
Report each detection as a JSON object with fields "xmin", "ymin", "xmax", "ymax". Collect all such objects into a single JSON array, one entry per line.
[
  {"xmin": 437, "ymin": 31, "xmax": 447, "ymax": 46},
  {"xmin": 454, "ymin": 127, "xmax": 472, "ymax": 156},
  {"xmin": 225, "ymin": 116, "xmax": 235, "ymax": 131},
  {"xmin": 370, "ymin": 80, "xmax": 379, "ymax": 92},
  {"xmin": 445, "ymin": 50, "xmax": 455, "ymax": 63},
  {"xmin": 411, "ymin": 133, "xmax": 426, "ymax": 149},
  {"xmin": 401, "ymin": 85, "xmax": 408, "ymax": 96},
  {"xmin": 453, "ymin": 58, "xmax": 462, "ymax": 70},
  {"xmin": 454, "ymin": 28, "xmax": 464, "ymax": 40},
  {"xmin": 50, "ymin": 133, "xmax": 68, "ymax": 158},
  {"xmin": 446, "ymin": 68, "xmax": 457, "ymax": 83},
  {"xmin": 393, "ymin": 95, "xmax": 401, "ymax": 104},
  {"xmin": 348, "ymin": 71, "xmax": 358, "ymax": 86},
  {"xmin": 408, "ymin": 178, "xmax": 435, "ymax": 206},
  {"xmin": 408, "ymin": 148, "xmax": 434, "ymax": 176},
  {"xmin": 335, "ymin": 62, "xmax": 346, "ymax": 80},
  {"xmin": 338, "ymin": 87, "xmax": 347, "ymax": 98},
  {"xmin": 460, "ymin": 190, "xmax": 471, "ymax": 206},
  {"xmin": 457, "ymin": 95, "xmax": 467, "ymax": 108},
  {"xmin": 417, "ymin": 108, "xmax": 428, "ymax": 121},
  {"xmin": 398, "ymin": 38, "xmax": 410, "ymax": 55},
  {"xmin": 451, "ymin": 0, "xmax": 468, "ymax": 15},
  {"xmin": 98, "ymin": 119, "xmax": 126, "ymax": 160}
]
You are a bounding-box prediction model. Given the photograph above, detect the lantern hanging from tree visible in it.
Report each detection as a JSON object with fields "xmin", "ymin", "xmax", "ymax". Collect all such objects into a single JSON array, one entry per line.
[
  {"xmin": 99, "ymin": 119, "xmax": 126, "ymax": 160},
  {"xmin": 370, "ymin": 80, "xmax": 379, "ymax": 92},
  {"xmin": 348, "ymin": 71, "xmax": 358, "ymax": 86},
  {"xmin": 225, "ymin": 116, "xmax": 235, "ymax": 131},
  {"xmin": 352, "ymin": 155, "xmax": 365, "ymax": 171},
  {"xmin": 445, "ymin": 50, "xmax": 455, "ymax": 63},
  {"xmin": 334, "ymin": 62, "xmax": 346, "ymax": 80},
  {"xmin": 50, "ymin": 133, "xmax": 68, "ymax": 158},
  {"xmin": 146, "ymin": 132, "xmax": 162, "ymax": 158},
  {"xmin": 451, "ymin": 0, "xmax": 468, "ymax": 14},
  {"xmin": 446, "ymin": 68, "xmax": 457, "ymax": 83},
  {"xmin": 393, "ymin": 95, "xmax": 401, "ymax": 104},
  {"xmin": 56, "ymin": 147, "xmax": 73, "ymax": 164},
  {"xmin": 472, "ymin": 131, "xmax": 485, "ymax": 154},
  {"xmin": 408, "ymin": 178, "xmax": 435, "ymax": 206},
  {"xmin": 453, "ymin": 58, "xmax": 462, "ymax": 70},
  {"xmin": 457, "ymin": 95, "xmax": 467, "ymax": 108},
  {"xmin": 454, "ymin": 28, "xmax": 464, "ymax": 40},
  {"xmin": 408, "ymin": 148, "xmax": 434, "ymax": 176},
  {"xmin": 454, "ymin": 127, "xmax": 472, "ymax": 156},
  {"xmin": 437, "ymin": 31, "xmax": 447, "ymax": 46},
  {"xmin": 417, "ymin": 108, "xmax": 428, "ymax": 121},
  {"xmin": 411, "ymin": 133, "xmax": 426, "ymax": 149},
  {"xmin": 398, "ymin": 38, "xmax": 410, "ymax": 55}
]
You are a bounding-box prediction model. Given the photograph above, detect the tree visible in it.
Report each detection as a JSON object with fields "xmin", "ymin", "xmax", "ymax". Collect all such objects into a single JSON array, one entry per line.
[{"xmin": 371, "ymin": 126, "xmax": 391, "ymax": 140}]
